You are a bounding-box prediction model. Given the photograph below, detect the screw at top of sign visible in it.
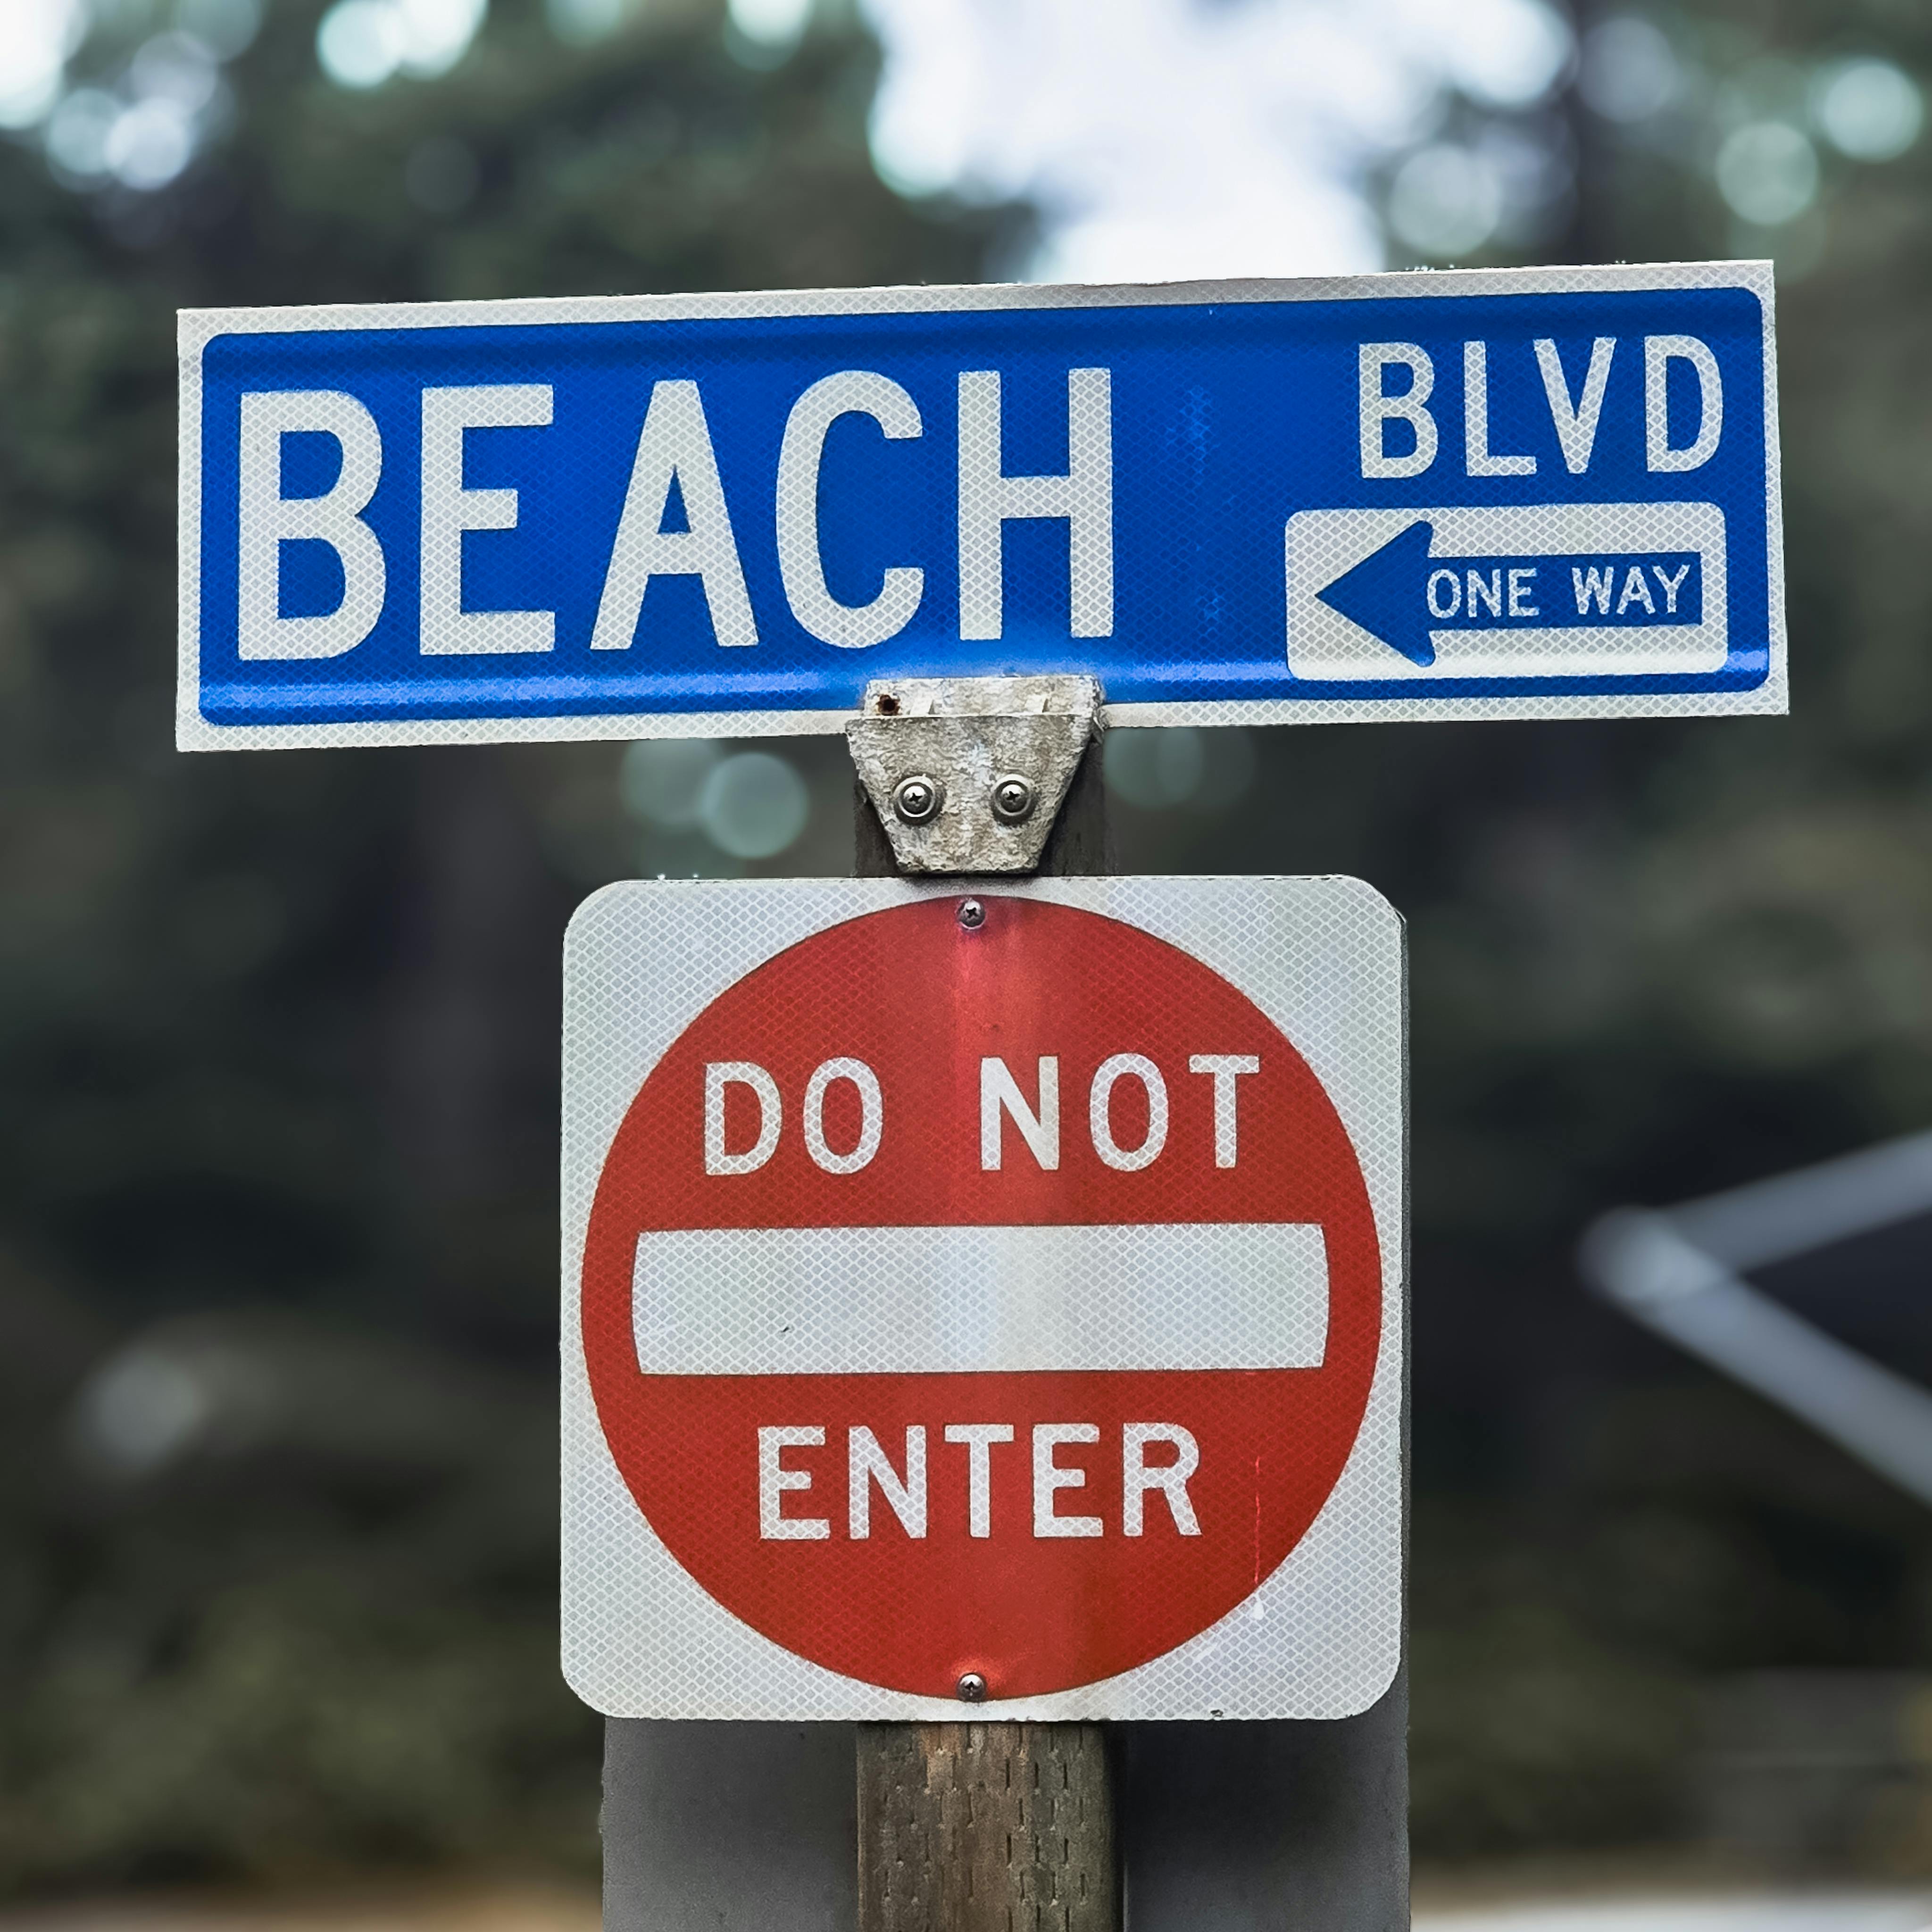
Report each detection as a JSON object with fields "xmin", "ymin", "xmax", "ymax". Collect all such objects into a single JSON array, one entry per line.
[
  {"xmin": 956, "ymin": 1672, "xmax": 988, "ymax": 1702},
  {"xmin": 989, "ymin": 774, "xmax": 1036, "ymax": 824},
  {"xmin": 891, "ymin": 774, "xmax": 944, "ymax": 824},
  {"xmin": 956, "ymin": 899, "xmax": 985, "ymax": 931}
]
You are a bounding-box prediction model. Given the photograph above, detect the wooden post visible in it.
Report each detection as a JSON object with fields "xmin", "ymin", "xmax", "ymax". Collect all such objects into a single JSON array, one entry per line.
[
  {"xmin": 856, "ymin": 1723, "xmax": 1116, "ymax": 1932},
  {"xmin": 853, "ymin": 741, "xmax": 1119, "ymax": 1932}
]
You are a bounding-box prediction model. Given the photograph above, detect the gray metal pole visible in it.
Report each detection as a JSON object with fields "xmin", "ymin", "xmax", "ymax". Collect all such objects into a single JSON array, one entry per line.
[
  {"xmin": 602, "ymin": 1718, "xmax": 857, "ymax": 1932},
  {"xmin": 600, "ymin": 1684, "xmax": 1409, "ymax": 1932}
]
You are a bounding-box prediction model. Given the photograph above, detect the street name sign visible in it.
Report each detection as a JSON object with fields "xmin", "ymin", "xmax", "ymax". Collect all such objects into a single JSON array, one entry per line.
[
  {"xmin": 562, "ymin": 875, "xmax": 1403, "ymax": 1719},
  {"xmin": 179, "ymin": 260, "xmax": 1783, "ymax": 752}
]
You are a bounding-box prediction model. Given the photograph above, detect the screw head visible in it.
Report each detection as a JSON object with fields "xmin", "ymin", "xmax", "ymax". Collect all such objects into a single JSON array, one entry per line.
[
  {"xmin": 891, "ymin": 774, "xmax": 943, "ymax": 824},
  {"xmin": 989, "ymin": 774, "xmax": 1036, "ymax": 824},
  {"xmin": 956, "ymin": 898, "xmax": 986, "ymax": 931},
  {"xmin": 956, "ymin": 1671, "xmax": 988, "ymax": 1703}
]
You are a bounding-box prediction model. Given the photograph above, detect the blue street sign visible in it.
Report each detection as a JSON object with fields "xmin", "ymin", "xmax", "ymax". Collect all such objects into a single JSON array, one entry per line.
[{"xmin": 176, "ymin": 264, "xmax": 1784, "ymax": 750}]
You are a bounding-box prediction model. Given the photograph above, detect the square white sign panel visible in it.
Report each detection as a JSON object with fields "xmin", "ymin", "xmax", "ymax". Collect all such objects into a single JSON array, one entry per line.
[{"xmin": 562, "ymin": 874, "xmax": 1405, "ymax": 1721}]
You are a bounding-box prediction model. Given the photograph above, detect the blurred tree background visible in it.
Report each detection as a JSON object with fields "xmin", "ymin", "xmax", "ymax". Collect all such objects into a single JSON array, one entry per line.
[{"xmin": 3, "ymin": 0, "xmax": 1932, "ymax": 1899}]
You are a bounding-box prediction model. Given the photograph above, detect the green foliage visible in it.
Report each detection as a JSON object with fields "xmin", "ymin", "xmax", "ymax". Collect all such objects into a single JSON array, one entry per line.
[
  {"xmin": 0, "ymin": 0, "xmax": 1006, "ymax": 1895},
  {"xmin": 8, "ymin": 0, "xmax": 1932, "ymax": 1892},
  {"xmin": 1114, "ymin": 0, "xmax": 1932, "ymax": 1867}
]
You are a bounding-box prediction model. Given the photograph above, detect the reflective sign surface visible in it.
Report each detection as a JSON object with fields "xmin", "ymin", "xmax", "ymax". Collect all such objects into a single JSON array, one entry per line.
[
  {"xmin": 180, "ymin": 263, "xmax": 1783, "ymax": 749},
  {"xmin": 562, "ymin": 875, "xmax": 1405, "ymax": 1721}
]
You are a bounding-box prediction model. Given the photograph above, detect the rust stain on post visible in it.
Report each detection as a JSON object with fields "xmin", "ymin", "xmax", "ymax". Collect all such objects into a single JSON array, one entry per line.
[{"xmin": 857, "ymin": 1722, "xmax": 1117, "ymax": 1932}]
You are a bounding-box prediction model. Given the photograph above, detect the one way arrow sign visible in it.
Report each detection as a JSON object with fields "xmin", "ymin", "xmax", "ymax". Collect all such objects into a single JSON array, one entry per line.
[
  {"xmin": 1316, "ymin": 517, "xmax": 1705, "ymax": 669},
  {"xmin": 1286, "ymin": 499, "xmax": 1732, "ymax": 689}
]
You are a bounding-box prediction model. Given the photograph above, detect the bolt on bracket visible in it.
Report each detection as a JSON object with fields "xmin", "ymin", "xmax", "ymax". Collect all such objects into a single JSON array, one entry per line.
[{"xmin": 846, "ymin": 674, "xmax": 1103, "ymax": 874}]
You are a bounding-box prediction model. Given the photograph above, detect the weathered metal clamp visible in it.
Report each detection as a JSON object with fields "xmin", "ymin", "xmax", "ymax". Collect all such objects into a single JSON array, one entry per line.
[{"xmin": 845, "ymin": 673, "xmax": 1102, "ymax": 874}]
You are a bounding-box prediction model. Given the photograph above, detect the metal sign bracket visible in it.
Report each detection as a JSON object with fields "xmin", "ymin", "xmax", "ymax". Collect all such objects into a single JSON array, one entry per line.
[{"xmin": 845, "ymin": 674, "xmax": 1103, "ymax": 874}]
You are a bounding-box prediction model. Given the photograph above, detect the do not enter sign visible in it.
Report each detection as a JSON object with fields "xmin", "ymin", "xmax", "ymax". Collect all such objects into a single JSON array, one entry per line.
[{"xmin": 563, "ymin": 877, "xmax": 1404, "ymax": 1721}]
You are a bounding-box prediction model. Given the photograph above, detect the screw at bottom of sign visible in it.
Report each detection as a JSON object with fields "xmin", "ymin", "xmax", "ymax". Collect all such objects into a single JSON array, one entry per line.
[
  {"xmin": 989, "ymin": 774, "xmax": 1036, "ymax": 824},
  {"xmin": 957, "ymin": 898, "xmax": 985, "ymax": 931},
  {"xmin": 956, "ymin": 1672, "xmax": 988, "ymax": 1702}
]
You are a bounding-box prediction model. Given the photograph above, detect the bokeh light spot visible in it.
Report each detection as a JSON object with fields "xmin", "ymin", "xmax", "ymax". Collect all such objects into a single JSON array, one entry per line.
[
  {"xmin": 700, "ymin": 751, "xmax": 810, "ymax": 860},
  {"xmin": 1389, "ymin": 143, "xmax": 1503, "ymax": 258},
  {"xmin": 1813, "ymin": 58, "xmax": 1923, "ymax": 163},
  {"xmin": 317, "ymin": 0, "xmax": 407, "ymax": 89},
  {"xmin": 176, "ymin": 0, "xmax": 264, "ymax": 61},
  {"xmin": 317, "ymin": 0, "xmax": 487, "ymax": 90},
  {"xmin": 621, "ymin": 738, "xmax": 724, "ymax": 831},
  {"xmin": 1107, "ymin": 728, "xmax": 1208, "ymax": 811},
  {"xmin": 105, "ymin": 96, "xmax": 195, "ymax": 189},
  {"xmin": 1715, "ymin": 121, "xmax": 1819, "ymax": 228},
  {"xmin": 547, "ymin": 0, "xmax": 629, "ymax": 46},
  {"xmin": 44, "ymin": 86, "xmax": 119, "ymax": 183},
  {"xmin": 729, "ymin": 0, "xmax": 811, "ymax": 49},
  {"xmin": 0, "ymin": 0, "xmax": 87, "ymax": 130},
  {"xmin": 1579, "ymin": 16, "xmax": 1679, "ymax": 124}
]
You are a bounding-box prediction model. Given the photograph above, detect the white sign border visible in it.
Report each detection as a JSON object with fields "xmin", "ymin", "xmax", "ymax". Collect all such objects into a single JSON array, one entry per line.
[
  {"xmin": 560, "ymin": 873, "xmax": 1407, "ymax": 1723},
  {"xmin": 179, "ymin": 259, "xmax": 1783, "ymax": 751}
]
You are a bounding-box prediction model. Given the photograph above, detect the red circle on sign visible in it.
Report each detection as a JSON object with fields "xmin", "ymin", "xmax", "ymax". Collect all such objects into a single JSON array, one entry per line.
[{"xmin": 581, "ymin": 895, "xmax": 1381, "ymax": 1699}]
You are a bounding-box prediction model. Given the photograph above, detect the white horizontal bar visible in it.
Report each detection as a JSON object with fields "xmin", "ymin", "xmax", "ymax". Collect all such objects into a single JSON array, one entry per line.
[
  {"xmin": 1668, "ymin": 1129, "xmax": 1932, "ymax": 1272},
  {"xmin": 632, "ymin": 1223, "xmax": 1329, "ymax": 1376},
  {"xmin": 1584, "ymin": 1208, "xmax": 1932, "ymax": 1510}
]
